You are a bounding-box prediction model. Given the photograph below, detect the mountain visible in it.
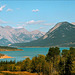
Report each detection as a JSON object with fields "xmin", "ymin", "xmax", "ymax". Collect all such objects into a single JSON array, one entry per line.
[
  {"xmin": 0, "ymin": 26, "xmax": 45, "ymax": 46},
  {"xmin": 11, "ymin": 22, "xmax": 75, "ymax": 47}
]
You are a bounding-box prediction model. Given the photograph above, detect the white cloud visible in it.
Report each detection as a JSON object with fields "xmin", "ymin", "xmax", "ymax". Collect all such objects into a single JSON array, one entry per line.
[
  {"xmin": 24, "ymin": 20, "xmax": 54, "ymax": 26},
  {"xmin": 18, "ymin": 20, "xmax": 54, "ymax": 31},
  {"xmin": 0, "ymin": 19, "xmax": 7, "ymax": 24},
  {"xmin": 32, "ymin": 9, "xmax": 39, "ymax": 12},
  {"xmin": 16, "ymin": 24, "xmax": 27, "ymax": 29},
  {"xmin": 6, "ymin": 8, "xmax": 13, "ymax": 12},
  {"xmin": 26, "ymin": 20, "xmax": 35, "ymax": 24},
  {"xmin": 0, "ymin": 5, "xmax": 6, "ymax": 11},
  {"xmin": 16, "ymin": 26, "xmax": 24, "ymax": 29},
  {"xmin": 26, "ymin": 20, "xmax": 44, "ymax": 25},
  {"xmin": 43, "ymin": 23, "xmax": 55, "ymax": 26}
]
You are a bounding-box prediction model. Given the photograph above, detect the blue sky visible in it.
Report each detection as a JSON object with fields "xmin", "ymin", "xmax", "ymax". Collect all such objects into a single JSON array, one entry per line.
[{"xmin": 0, "ymin": 1, "xmax": 75, "ymax": 32}]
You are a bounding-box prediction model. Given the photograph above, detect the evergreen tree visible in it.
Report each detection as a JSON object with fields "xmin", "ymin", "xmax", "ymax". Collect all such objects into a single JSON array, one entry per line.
[
  {"xmin": 64, "ymin": 55, "xmax": 73, "ymax": 75},
  {"xmin": 46, "ymin": 47, "xmax": 60, "ymax": 62},
  {"xmin": 58, "ymin": 57, "xmax": 64, "ymax": 75}
]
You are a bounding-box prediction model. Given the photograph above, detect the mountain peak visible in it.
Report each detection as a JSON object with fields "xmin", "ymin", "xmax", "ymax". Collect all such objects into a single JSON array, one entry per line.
[
  {"xmin": 4, "ymin": 26, "xmax": 12, "ymax": 29},
  {"xmin": 55, "ymin": 21, "xmax": 70, "ymax": 26},
  {"xmin": 59, "ymin": 21, "xmax": 69, "ymax": 23},
  {"xmin": 31, "ymin": 30, "xmax": 41, "ymax": 34},
  {"xmin": 31, "ymin": 30, "xmax": 45, "ymax": 35},
  {"xmin": 56, "ymin": 21, "xmax": 73, "ymax": 26},
  {"xmin": 0, "ymin": 26, "xmax": 45, "ymax": 45},
  {"xmin": 49, "ymin": 22, "xmax": 72, "ymax": 33},
  {"xmin": 11, "ymin": 21, "xmax": 75, "ymax": 47},
  {"xmin": 0, "ymin": 26, "xmax": 4, "ymax": 28}
]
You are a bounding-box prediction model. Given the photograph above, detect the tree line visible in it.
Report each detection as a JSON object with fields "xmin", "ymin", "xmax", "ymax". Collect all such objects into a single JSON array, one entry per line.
[
  {"xmin": 0, "ymin": 47, "xmax": 75, "ymax": 75},
  {"xmin": 0, "ymin": 46, "xmax": 17, "ymax": 49}
]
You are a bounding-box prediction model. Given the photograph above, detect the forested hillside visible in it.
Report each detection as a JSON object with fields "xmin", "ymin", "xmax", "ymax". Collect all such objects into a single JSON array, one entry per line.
[{"xmin": 0, "ymin": 46, "xmax": 22, "ymax": 51}]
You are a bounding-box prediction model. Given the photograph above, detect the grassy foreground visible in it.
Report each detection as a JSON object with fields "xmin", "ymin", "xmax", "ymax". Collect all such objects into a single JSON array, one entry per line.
[
  {"xmin": 0, "ymin": 71, "xmax": 38, "ymax": 75},
  {"xmin": 0, "ymin": 47, "xmax": 75, "ymax": 75}
]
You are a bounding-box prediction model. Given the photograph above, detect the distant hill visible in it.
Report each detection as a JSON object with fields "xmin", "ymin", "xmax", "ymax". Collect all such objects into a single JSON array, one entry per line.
[
  {"xmin": 0, "ymin": 26, "xmax": 45, "ymax": 46},
  {"xmin": 11, "ymin": 22, "xmax": 75, "ymax": 47},
  {"xmin": 0, "ymin": 46, "xmax": 23, "ymax": 51}
]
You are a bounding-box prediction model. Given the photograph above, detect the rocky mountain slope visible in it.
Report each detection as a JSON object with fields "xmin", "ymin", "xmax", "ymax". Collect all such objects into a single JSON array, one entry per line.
[
  {"xmin": 11, "ymin": 22, "xmax": 75, "ymax": 47},
  {"xmin": 0, "ymin": 26, "xmax": 45, "ymax": 46}
]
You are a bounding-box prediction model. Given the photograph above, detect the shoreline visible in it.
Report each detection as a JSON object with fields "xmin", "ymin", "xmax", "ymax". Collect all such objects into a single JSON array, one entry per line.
[
  {"xmin": 22, "ymin": 56, "xmax": 30, "ymax": 58},
  {"xmin": 0, "ymin": 55, "xmax": 14, "ymax": 59},
  {"xmin": 0, "ymin": 49, "xmax": 23, "ymax": 51},
  {"xmin": 17, "ymin": 46, "xmax": 70, "ymax": 48}
]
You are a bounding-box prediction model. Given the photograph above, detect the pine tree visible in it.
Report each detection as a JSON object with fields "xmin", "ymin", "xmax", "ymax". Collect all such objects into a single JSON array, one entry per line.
[
  {"xmin": 58, "ymin": 57, "xmax": 64, "ymax": 75},
  {"xmin": 64, "ymin": 55, "xmax": 73, "ymax": 75}
]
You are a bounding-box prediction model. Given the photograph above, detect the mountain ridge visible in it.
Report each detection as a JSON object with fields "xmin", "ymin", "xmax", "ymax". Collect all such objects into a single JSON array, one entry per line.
[
  {"xmin": 0, "ymin": 26, "xmax": 45, "ymax": 46},
  {"xmin": 11, "ymin": 22, "xmax": 75, "ymax": 47}
]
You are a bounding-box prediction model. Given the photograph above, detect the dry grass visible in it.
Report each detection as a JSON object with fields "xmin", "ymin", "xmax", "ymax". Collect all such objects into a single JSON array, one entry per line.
[
  {"xmin": 0, "ymin": 71, "xmax": 38, "ymax": 75},
  {"xmin": 0, "ymin": 55, "xmax": 14, "ymax": 59},
  {"xmin": 0, "ymin": 73, "xmax": 4, "ymax": 75}
]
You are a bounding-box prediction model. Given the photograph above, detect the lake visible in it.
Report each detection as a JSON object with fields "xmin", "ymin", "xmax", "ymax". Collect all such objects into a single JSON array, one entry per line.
[{"xmin": 0, "ymin": 47, "xmax": 69, "ymax": 62}]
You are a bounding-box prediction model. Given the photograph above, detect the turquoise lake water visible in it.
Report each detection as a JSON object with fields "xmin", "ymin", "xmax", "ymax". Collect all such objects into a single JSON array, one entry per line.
[{"xmin": 0, "ymin": 47, "xmax": 69, "ymax": 62}]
